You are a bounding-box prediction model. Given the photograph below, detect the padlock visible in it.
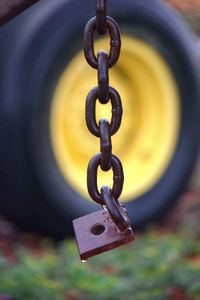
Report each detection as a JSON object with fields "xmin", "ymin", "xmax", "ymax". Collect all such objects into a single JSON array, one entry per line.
[{"xmin": 73, "ymin": 206, "xmax": 134, "ymax": 261}]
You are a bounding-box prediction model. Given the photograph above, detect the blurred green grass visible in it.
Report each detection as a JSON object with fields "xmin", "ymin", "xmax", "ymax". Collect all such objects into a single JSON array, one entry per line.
[{"xmin": 0, "ymin": 231, "xmax": 200, "ymax": 300}]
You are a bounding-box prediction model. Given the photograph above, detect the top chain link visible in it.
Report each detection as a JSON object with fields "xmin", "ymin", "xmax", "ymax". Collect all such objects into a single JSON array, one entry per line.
[
  {"xmin": 96, "ymin": 0, "xmax": 107, "ymax": 34},
  {"xmin": 84, "ymin": 0, "xmax": 127, "ymax": 231},
  {"xmin": 84, "ymin": 16, "xmax": 121, "ymax": 69}
]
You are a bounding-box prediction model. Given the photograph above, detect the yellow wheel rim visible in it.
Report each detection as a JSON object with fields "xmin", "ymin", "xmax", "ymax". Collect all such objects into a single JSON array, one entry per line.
[{"xmin": 50, "ymin": 35, "xmax": 180, "ymax": 202}]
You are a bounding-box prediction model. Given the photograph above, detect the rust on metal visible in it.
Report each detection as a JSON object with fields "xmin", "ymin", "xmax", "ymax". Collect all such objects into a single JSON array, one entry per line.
[
  {"xmin": 101, "ymin": 186, "xmax": 129, "ymax": 231},
  {"xmin": 74, "ymin": 0, "xmax": 134, "ymax": 260},
  {"xmin": 85, "ymin": 86, "xmax": 122, "ymax": 137},
  {"xmin": 0, "ymin": 0, "xmax": 40, "ymax": 27},
  {"xmin": 99, "ymin": 119, "xmax": 112, "ymax": 171},
  {"xmin": 83, "ymin": 16, "xmax": 121, "ymax": 69},
  {"xmin": 96, "ymin": 0, "xmax": 107, "ymax": 34},
  {"xmin": 98, "ymin": 50, "xmax": 109, "ymax": 103},
  {"xmin": 87, "ymin": 153, "xmax": 124, "ymax": 205},
  {"xmin": 73, "ymin": 208, "xmax": 134, "ymax": 260}
]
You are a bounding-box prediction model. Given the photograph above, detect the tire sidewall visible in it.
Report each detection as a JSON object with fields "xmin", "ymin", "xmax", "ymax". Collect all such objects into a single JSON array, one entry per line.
[{"xmin": 0, "ymin": 0, "xmax": 199, "ymax": 234}]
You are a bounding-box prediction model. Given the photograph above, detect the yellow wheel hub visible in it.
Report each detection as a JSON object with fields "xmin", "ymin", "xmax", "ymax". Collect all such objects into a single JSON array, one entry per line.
[{"xmin": 50, "ymin": 35, "xmax": 180, "ymax": 202}]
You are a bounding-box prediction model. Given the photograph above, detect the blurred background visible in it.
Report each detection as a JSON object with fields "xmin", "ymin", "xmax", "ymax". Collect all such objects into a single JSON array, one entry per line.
[{"xmin": 0, "ymin": 0, "xmax": 199, "ymax": 299}]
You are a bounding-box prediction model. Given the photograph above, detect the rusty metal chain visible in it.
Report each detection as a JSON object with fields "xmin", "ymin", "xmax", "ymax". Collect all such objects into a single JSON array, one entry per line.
[{"xmin": 84, "ymin": 0, "xmax": 129, "ymax": 231}]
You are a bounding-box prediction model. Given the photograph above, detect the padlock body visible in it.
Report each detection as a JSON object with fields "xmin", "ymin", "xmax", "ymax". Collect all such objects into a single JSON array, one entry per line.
[{"xmin": 73, "ymin": 208, "xmax": 134, "ymax": 260}]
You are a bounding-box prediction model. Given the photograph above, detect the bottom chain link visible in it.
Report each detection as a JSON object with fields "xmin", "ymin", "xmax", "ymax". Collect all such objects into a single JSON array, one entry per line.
[{"xmin": 101, "ymin": 186, "xmax": 130, "ymax": 231}]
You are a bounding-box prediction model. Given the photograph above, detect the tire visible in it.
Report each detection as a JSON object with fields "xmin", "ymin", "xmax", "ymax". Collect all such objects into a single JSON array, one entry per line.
[{"xmin": 0, "ymin": 0, "xmax": 199, "ymax": 238}]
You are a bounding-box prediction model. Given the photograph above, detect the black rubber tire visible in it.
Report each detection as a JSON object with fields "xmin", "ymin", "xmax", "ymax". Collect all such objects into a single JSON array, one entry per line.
[{"xmin": 0, "ymin": 0, "xmax": 199, "ymax": 238}]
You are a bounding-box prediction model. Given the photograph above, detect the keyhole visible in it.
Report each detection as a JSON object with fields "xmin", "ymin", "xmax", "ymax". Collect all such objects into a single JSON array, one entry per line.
[{"xmin": 91, "ymin": 224, "xmax": 105, "ymax": 236}]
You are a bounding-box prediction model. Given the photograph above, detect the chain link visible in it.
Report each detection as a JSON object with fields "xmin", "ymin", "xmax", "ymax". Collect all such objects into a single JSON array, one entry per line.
[
  {"xmin": 84, "ymin": 0, "xmax": 127, "ymax": 231},
  {"xmin": 85, "ymin": 86, "xmax": 122, "ymax": 137},
  {"xmin": 101, "ymin": 186, "xmax": 129, "ymax": 231},
  {"xmin": 84, "ymin": 16, "xmax": 121, "ymax": 69},
  {"xmin": 87, "ymin": 153, "xmax": 124, "ymax": 205},
  {"xmin": 96, "ymin": 0, "xmax": 107, "ymax": 35},
  {"xmin": 99, "ymin": 119, "xmax": 112, "ymax": 171},
  {"xmin": 98, "ymin": 50, "xmax": 109, "ymax": 104}
]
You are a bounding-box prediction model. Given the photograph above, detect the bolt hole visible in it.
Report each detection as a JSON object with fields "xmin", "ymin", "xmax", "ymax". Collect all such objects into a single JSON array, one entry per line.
[{"xmin": 91, "ymin": 224, "xmax": 105, "ymax": 236}]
